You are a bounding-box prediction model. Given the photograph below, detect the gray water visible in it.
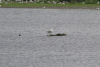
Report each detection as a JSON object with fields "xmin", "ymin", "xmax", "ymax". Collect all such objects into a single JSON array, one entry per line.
[{"xmin": 0, "ymin": 8, "xmax": 100, "ymax": 67}]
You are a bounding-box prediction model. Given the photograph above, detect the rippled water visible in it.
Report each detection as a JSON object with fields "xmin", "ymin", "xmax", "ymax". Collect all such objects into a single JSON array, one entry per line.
[{"xmin": 0, "ymin": 8, "xmax": 100, "ymax": 67}]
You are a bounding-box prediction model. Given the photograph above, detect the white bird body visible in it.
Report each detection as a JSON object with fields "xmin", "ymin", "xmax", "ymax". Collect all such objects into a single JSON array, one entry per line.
[
  {"xmin": 50, "ymin": 28, "xmax": 53, "ymax": 32},
  {"xmin": 47, "ymin": 28, "xmax": 54, "ymax": 34}
]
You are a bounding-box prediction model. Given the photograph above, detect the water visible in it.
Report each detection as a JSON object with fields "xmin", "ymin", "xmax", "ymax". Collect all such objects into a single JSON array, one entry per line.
[{"xmin": 0, "ymin": 8, "xmax": 100, "ymax": 67}]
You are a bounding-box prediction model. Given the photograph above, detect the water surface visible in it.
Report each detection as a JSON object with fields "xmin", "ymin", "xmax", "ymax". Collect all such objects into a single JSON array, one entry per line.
[{"xmin": 0, "ymin": 8, "xmax": 100, "ymax": 67}]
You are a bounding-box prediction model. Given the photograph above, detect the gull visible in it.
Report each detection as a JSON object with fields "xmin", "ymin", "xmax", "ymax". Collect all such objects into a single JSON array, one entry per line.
[{"xmin": 47, "ymin": 28, "xmax": 54, "ymax": 34}]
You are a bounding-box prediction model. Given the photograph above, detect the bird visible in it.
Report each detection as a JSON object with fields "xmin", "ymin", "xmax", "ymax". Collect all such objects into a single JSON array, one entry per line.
[{"xmin": 47, "ymin": 28, "xmax": 54, "ymax": 34}]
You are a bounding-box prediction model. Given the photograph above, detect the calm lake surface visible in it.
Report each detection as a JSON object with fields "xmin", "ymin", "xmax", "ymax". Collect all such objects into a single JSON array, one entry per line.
[{"xmin": 0, "ymin": 8, "xmax": 100, "ymax": 67}]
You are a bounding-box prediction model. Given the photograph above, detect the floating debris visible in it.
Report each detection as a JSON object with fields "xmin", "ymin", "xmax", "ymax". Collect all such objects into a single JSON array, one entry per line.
[
  {"xmin": 47, "ymin": 33, "xmax": 67, "ymax": 36},
  {"xmin": 19, "ymin": 34, "xmax": 21, "ymax": 36}
]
